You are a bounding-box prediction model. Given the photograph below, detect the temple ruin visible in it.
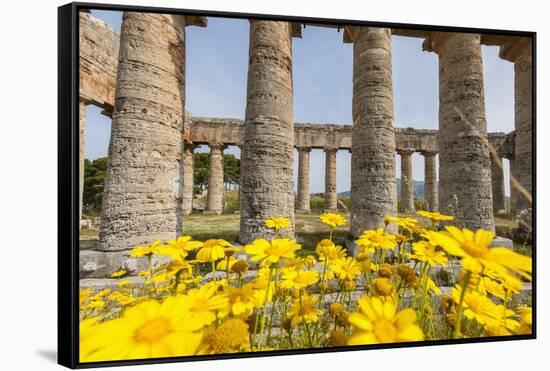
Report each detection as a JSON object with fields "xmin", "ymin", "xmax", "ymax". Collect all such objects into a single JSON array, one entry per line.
[{"xmin": 78, "ymin": 11, "xmax": 532, "ymax": 278}]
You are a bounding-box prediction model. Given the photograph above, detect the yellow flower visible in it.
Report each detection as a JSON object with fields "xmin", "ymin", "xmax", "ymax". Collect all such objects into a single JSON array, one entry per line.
[
  {"xmin": 372, "ymin": 277, "xmax": 395, "ymax": 297},
  {"xmin": 130, "ymin": 240, "xmax": 164, "ymax": 258},
  {"xmin": 427, "ymin": 227, "xmax": 532, "ymax": 279},
  {"xmin": 424, "ymin": 276, "xmax": 441, "ymax": 295},
  {"xmin": 320, "ymin": 213, "xmax": 347, "ymax": 228},
  {"xmin": 417, "ymin": 210, "xmax": 454, "ymax": 222},
  {"xmin": 158, "ymin": 236, "xmax": 204, "ymax": 261},
  {"xmin": 409, "ymin": 240, "xmax": 448, "ymax": 267},
  {"xmin": 280, "ymin": 269, "xmax": 319, "ymax": 290},
  {"xmin": 286, "ymin": 294, "xmax": 323, "ymax": 328},
  {"xmin": 90, "ymin": 289, "xmax": 110, "ymax": 301},
  {"xmin": 80, "ymin": 297, "xmax": 202, "ymax": 362},
  {"xmin": 384, "ymin": 216, "xmax": 421, "ymax": 233},
  {"xmin": 264, "ymin": 217, "xmax": 291, "ymax": 230},
  {"xmin": 245, "ymin": 238, "xmax": 301, "ymax": 267},
  {"xmin": 348, "ymin": 296, "xmax": 423, "ymax": 345},
  {"xmin": 516, "ymin": 306, "xmax": 532, "ymax": 334},
  {"xmin": 451, "ymin": 285, "xmax": 511, "ymax": 327},
  {"xmin": 80, "ymin": 288, "xmax": 93, "ymax": 307},
  {"xmin": 117, "ymin": 279, "xmax": 133, "ymax": 288},
  {"xmin": 218, "ymin": 284, "xmax": 263, "ymax": 318},
  {"xmin": 180, "ymin": 285, "xmax": 228, "ymax": 329},
  {"xmin": 217, "ymin": 256, "xmax": 238, "ymax": 271},
  {"xmin": 110, "ymin": 268, "xmax": 127, "ymax": 278},
  {"xmin": 316, "ymin": 239, "xmax": 347, "ymax": 263},
  {"xmin": 196, "ymin": 239, "xmax": 232, "ymax": 263},
  {"xmin": 357, "ymin": 229, "xmax": 396, "ymax": 253},
  {"xmin": 331, "ymin": 257, "xmax": 362, "ymax": 281},
  {"xmin": 198, "ymin": 318, "xmax": 250, "ymax": 354}
]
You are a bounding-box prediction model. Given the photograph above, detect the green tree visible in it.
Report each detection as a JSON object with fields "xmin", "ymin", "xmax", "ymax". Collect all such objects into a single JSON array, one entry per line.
[{"xmin": 83, "ymin": 157, "xmax": 108, "ymax": 213}]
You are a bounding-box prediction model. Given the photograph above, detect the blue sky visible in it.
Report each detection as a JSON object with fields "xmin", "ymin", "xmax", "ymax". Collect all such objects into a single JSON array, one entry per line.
[{"xmin": 85, "ymin": 10, "xmax": 514, "ymax": 195}]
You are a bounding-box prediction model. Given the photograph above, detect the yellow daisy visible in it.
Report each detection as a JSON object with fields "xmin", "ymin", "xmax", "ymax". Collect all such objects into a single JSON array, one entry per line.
[
  {"xmin": 348, "ymin": 295, "xmax": 423, "ymax": 345},
  {"xmin": 320, "ymin": 213, "xmax": 347, "ymax": 228},
  {"xmin": 245, "ymin": 238, "xmax": 301, "ymax": 267}
]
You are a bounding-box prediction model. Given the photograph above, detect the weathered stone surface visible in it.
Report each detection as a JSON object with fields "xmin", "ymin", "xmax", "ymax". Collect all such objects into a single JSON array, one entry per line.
[
  {"xmin": 79, "ymin": 100, "xmax": 87, "ymax": 221},
  {"xmin": 324, "ymin": 147, "xmax": 338, "ymax": 211},
  {"xmin": 99, "ymin": 13, "xmax": 186, "ymax": 251},
  {"xmin": 296, "ymin": 147, "xmax": 311, "ymax": 212},
  {"xmin": 79, "ymin": 12, "xmax": 119, "ymax": 112},
  {"xmin": 425, "ymin": 32, "xmax": 495, "ymax": 232},
  {"xmin": 490, "ymin": 151, "xmax": 506, "ymax": 212},
  {"xmin": 240, "ymin": 20, "xmax": 296, "ymax": 243},
  {"xmin": 79, "ymin": 276, "xmax": 145, "ymax": 290},
  {"xmin": 350, "ymin": 27, "xmax": 397, "ymax": 237},
  {"xmin": 206, "ymin": 143, "xmax": 225, "ymax": 214},
  {"xmin": 80, "ymin": 249, "xmax": 171, "ymax": 278},
  {"xmin": 399, "ymin": 150, "xmax": 415, "ymax": 213},
  {"xmin": 501, "ymin": 39, "xmax": 533, "ymax": 210},
  {"xmin": 422, "ymin": 152, "xmax": 438, "ymax": 211},
  {"xmin": 191, "ymin": 116, "xmax": 508, "ymax": 156}
]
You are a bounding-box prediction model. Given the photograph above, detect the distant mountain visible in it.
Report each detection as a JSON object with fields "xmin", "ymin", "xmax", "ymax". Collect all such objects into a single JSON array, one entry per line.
[{"xmin": 339, "ymin": 179, "xmax": 425, "ymax": 198}]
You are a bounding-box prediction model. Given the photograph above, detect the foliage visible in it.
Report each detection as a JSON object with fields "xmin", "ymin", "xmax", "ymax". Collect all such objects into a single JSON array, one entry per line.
[
  {"xmin": 80, "ymin": 211, "xmax": 532, "ymax": 362},
  {"xmin": 193, "ymin": 153, "xmax": 240, "ymax": 192},
  {"xmin": 83, "ymin": 157, "xmax": 107, "ymax": 213}
]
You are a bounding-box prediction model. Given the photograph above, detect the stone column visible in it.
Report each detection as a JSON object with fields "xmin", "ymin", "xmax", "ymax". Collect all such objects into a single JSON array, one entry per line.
[
  {"xmin": 99, "ymin": 13, "xmax": 186, "ymax": 251},
  {"xmin": 398, "ymin": 150, "xmax": 415, "ymax": 213},
  {"xmin": 238, "ymin": 145, "xmax": 244, "ymax": 212},
  {"xmin": 424, "ymin": 32, "xmax": 494, "ymax": 232},
  {"xmin": 509, "ymin": 157, "xmax": 519, "ymax": 212},
  {"xmin": 79, "ymin": 99, "xmax": 87, "ymax": 221},
  {"xmin": 422, "ymin": 152, "xmax": 438, "ymax": 212},
  {"xmin": 490, "ymin": 151, "xmax": 506, "ymax": 213},
  {"xmin": 349, "ymin": 27, "xmax": 397, "ymax": 237},
  {"xmin": 240, "ymin": 20, "xmax": 297, "ymax": 242},
  {"xmin": 501, "ymin": 39, "xmax": 533, "ymax": 210},
  {"xmin": 182, "ymin": 143, "xmax": 195, "ymax": 215},
  {"xmin": 296, "ymin": 147, "xmax": 311, "ymax": 212},
  {"xmin": 324, "ymin": 147, "xmax": 338, "ymax": 211},
  {"xmin": 206, "ymin": 143, "xmax": 225, "ymax": 215}
]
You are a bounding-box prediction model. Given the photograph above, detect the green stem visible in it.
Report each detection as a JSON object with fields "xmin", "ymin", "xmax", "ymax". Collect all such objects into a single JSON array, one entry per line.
[
  {"xmin": 257, "ymin": 267, "xmax": 274, "ymax": 350},
  {"xmin": 300, "ymin": 291, "xmax": 314, "ymax": 348},
  {"xmin": 453, "ymin": 270, "xmax": 472, "ymax": 339},
  {"xmin": 211, "ymin": 261, "xmax": 217, "ymax": 282}
]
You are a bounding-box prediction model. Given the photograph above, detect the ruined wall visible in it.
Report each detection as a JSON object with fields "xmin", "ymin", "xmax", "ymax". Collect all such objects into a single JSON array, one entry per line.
[
  {"xmin": 191, "ymin": 117, "xmax": 509, "ymax": 154},
  {"xmin": 79, "ymin": 12, "xmax": 119, "ymax": 112}
]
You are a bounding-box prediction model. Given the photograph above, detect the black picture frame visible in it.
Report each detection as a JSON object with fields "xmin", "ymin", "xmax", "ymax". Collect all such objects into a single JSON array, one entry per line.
[{"xmin": 58, "ymin": 2, "xmax": 537, "ymax": 368}]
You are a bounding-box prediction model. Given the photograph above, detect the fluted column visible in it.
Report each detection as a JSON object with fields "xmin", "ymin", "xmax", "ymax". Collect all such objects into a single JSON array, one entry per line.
[
  {"xmin": 349, "ymin": 27, "xmax": 396, "ymax": 237},
  {"xmin": 424, "ymin": 32, "xmax": 494, "ymax": 232},
  {"xmin": 422, "ymin": 152, "xmax": 438, "ymax": 211},
  {"xmin": 79, "ymin": 99, "xmax": 87, "ymax": 221},
  {"xmin": 509, "ymin": 157, "xmax": 519, "ymax": 212},
  {"xmin": 182, "ymin": 143, "xmax": 196, "ymax": 215},
  {"xmin": 206, "ymin": 143, "xmax": 225, "ymax": 215},
  {"xmin": 490, "ymin": 151, "xmax": 505, "ymax": 213},
  {"xmin": 296, "ymin": 147, "xmax": 311, "ymax": 212},
  {"xmin": 238, "ymin": 145, "xmax": 244, "ymax": 212},
  {"xmin": 399, "ymin": 150, "xmax": 414, "ymax": 213},
  {"xmin": 99, "ymin": 13, "xmax": 187, "ymax": 250},
  {"xmin": 324, "ymin": 147, "xmax": 338, "ymax": 211},
  {"xmin": 501, "ymin": 39, "xmax": 533, "ymax": 210},
  {"xmin": 240, "ymin": 20, "xmax": 297, "ymax": 242}
]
